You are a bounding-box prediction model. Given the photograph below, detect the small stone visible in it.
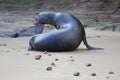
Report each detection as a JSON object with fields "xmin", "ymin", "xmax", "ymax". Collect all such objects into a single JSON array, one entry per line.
[
  {"xmin": 43, "ymin": 51, "xmax": 48, "ymax": 54},
  {"xmin": 0, "ymin": 44, "xmax": 2, "ymax": 46},
  {"xmin": 87, "ymin": 36, "xmax": 93, "ymax": 38},
  {"xmin": 96, "ymin": 36, "xmax": 101, "ymax": 37},
  {"xmin": 91, "ymin": 73, "xmax": 96, "ymax": 76},
  {"xmin": 0, "ymin": 43, "xmax": 7, "ymax": 46},
  {"xmin": 12, "ymin": 48, "xmax": 16, "ymax": 50},
  {"xmin": 51, "ymin": 62, "xmax": 56, "ymax": 67},
  {"xmin": 25, "ymin": 53, "xmax": 30, "ymax": 55},
  {"xmin": 46, "ymin": 66, "xmax": 52, "ymax": 71},
  {"xmin": 48, "ymin": 54, "xmax": 52, "ymax": 56},
  {"xmin": 54, "ymin": 58, "xmax": 59, "ymax": 61},
  {"xmin": 6, "ymin": 50, "xmax": 10, "ymax": 52},
  {"xmin": 106, "ymin": 76, "xmax": 109, "ymax": 79},
  {"xmin": 86, "ymin": 63, "xmax": 92, "ymax": 67},
  {"xmin": 3, "ymin": 43, "xmax": 7, "ymax": 46},
  {"xmin": 35, "ymin": 12, "xmax": 39, "ymax": 15},
  {"xmin": 73, "ymin": 72, "xmax": 80, "ymax": 76},
  {"xmin": 70, "ymin": 56, "xmax": 73, "ymax": 58},
  {"xmin": 35, "ymin": 55, "xmax": 42, "ymax": 60},
  {"xmin": 70, "ymin": 59, "xmax": 75, "ymax": 62},
  {"xmin": 109, "ymin": 72, "xmax": 114, "ymax": 74}
]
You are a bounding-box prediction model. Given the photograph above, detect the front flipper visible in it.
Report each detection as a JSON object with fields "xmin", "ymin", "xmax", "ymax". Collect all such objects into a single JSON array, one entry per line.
[
  {"xmin": 34, "ymin": 22, "xmax": 44, "ymax": 34},
  {"xmin": 28, "ymin": 45, "xmax": 34, "ymax": 51},
  {"xmin": 28, "ymin": 37, "xmax": 35, "ymax": 51}
]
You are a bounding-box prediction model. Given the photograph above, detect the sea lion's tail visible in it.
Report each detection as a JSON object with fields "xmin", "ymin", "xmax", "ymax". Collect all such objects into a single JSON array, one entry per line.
[{"xmin": 82, "ymin": 28, "xmax": 104, "ymax": 50}]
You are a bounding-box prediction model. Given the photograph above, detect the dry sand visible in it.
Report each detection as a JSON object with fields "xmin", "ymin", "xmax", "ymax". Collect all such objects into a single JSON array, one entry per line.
[{"xmin": 0, "ymin": 28, "xmax": 120, "ymax": 80}]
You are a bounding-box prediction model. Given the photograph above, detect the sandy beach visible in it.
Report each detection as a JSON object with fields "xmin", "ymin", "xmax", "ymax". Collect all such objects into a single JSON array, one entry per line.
[{"xmin": 0, "ymin": 27, "xmax": 120, "ymax": 80}]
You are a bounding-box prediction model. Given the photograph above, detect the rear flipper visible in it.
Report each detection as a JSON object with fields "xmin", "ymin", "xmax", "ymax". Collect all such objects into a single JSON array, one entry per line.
[
  {"xmin": 83, "ymin": 36, "xmax": 104, "ymax": 50},
  {"xmin": 83, "ymin": 37, "xmax": 104, "ymax": 50}
]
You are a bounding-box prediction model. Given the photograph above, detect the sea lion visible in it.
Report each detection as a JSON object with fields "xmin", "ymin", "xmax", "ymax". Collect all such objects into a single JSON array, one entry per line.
[{"xmin": 29, "ymin": 12, "xmax": 101, "ymax": 52}]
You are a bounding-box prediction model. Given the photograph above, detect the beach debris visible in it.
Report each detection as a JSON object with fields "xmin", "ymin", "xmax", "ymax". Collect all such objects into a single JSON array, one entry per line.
[
  {"xmin": 91, "ymin": 73, "xmax": 96, "ymax": 76},
  {"xmin": 73, "ymin": 72, "xmax": 80, "ymax": 76},
  {"xmin": 12, "ymin": 48, "xmax": 16, "ymax": 50},
  {"xmin": 35, "ymin": 55, "xmax": 42, "ymax": 60},
  {"xmin": 48, "ymin": 53, "xmax": 52, "ymax": 56},
  {"xmin": 96, "ymin": 36, "xmax": 101, "ymax": 37},
  {"xmin": 0, "ymin": 43, "xmax": 7, "ymax": 46},
  {"xmin": 6, "ymin": 50, "xmax": 10, "ymax": 52},
  {"xmin": 3, "ymin": 43, "xmax": 7, "ymax": 46},
  {"xmin": 70, "ymin": 59, "xmax": 75, "ymax": 62},
  {"xmin": 51, "ymin": 62, "xmax": 56, "ymax": 67},
  {"xmin": 106, "ymin": 76, "xmax": 109, "ymax": 79},
  {"xmin": 54, "ymin": 58, "xmax": 59, "ymax": 61},
  {"xmin": 25, "ymin": 53, "xmax": 30, "ymax": 55},
  {"xmin": 86, "ymin": 63, "xmax": 92, "ymax": 67},
  {"xmin": 112, "ymin": 25, "xmax": 116, "ymax": 32},
  {"xmin": 12, "ymin": 32, "xmax": 19, "ymax": 38},
  {"xmin": 87, "ymin": 36, "xmax": 93, "ymax": 38},
  {"xmin": 69, "ymin": 56, "xmax": 73, "ymax": 58},
  {"xmin": 109, "ymin": 72, "xmax": 114, "ymax": 74},
  {"xmin": 0, "ymin": 44, "xmax": 2, "ymax": 46},
  {"xmin": 43, "ymin": 51, "xmax": 48, "ymax": 54},
  {"xmin": 46, "ymin": 66, "xmax": 52, "ymax": 71}
]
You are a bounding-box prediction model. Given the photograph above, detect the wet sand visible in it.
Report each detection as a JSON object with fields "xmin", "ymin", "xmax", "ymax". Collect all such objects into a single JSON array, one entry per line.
[{"xmin": 0, "ymin": 28, "xmax": 120, "ymax": 80}]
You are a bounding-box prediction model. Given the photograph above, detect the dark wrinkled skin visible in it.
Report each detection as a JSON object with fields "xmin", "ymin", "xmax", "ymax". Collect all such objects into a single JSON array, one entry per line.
[{"xmin": 29, "ymin": 12, "xmax": 103, "ymax": 52}]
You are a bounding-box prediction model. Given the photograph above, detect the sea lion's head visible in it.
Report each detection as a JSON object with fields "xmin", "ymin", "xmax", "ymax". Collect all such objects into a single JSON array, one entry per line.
[{"xmin": 35, "ymin": 12, "xmax": 55, "ymax": 25}]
